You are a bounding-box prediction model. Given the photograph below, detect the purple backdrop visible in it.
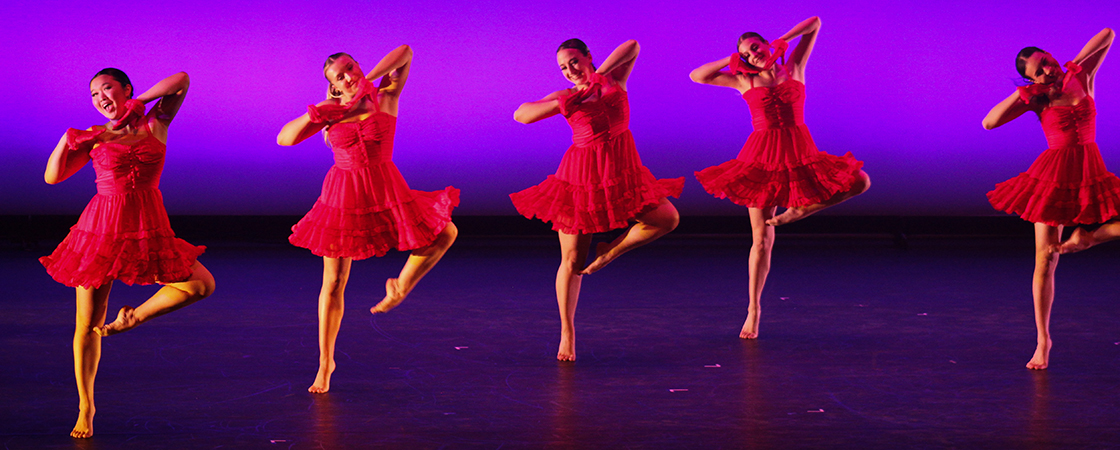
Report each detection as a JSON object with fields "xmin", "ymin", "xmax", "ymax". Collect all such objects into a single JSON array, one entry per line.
[{"xmin": 3, "ymin": 1, "xmax": 1118, "ymax": 217}]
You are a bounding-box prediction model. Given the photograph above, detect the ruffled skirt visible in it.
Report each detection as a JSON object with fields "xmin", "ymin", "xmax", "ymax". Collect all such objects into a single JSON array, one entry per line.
[
  {"xmin": 695, "ymin": 124, "xmax": 864, "ymax": 208},
  {"xmin": 988, "ymin": 142, "xmax": 1120, "ymax": 226},
  {"xmin": 510, "ymin": 130, "xmax": 684, "ymax": 235},
  {"xmin": 289, "ymin": 162, "xmax": 459, "ymax": 260},
  {"xmin": 40, "ymin": 188, "xmax": 204, "ymax": 289}
]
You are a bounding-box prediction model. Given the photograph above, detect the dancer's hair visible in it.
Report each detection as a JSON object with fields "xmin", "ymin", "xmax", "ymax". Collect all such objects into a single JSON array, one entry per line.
[
  {"xmin": 323, "ymin": 52, "xmax": 355, "ymax": 99},
  {"xmin": 1016, "ymin": 46, "xmax": 1046, "ymax": 82},
  {"xmin": 738, "ymin": 32, "xmax": 768, "ymax": 47},
  {"xmin": 91, "ymin": 68, "xmax": 133, "ymax": 98}
]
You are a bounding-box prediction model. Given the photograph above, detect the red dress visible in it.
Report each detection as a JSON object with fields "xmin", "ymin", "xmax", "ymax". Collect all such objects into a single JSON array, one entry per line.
[
  {"xmin": 510, "ymin": 78, "xmax": 684, "ymax": 235},
  {"xmin": 289, "ymin": 93, "xmax": 459, "ymax": 260},
  {"xmin": 695, "ymin": 78, "xmax": 864, "ymax": 208},
  {"xmin": 40, "ymin": 122, "xmax": 205, "ymax": 289},
  {"xmin": 987, "ymin": 79, "xmax": 1120, "ymax": 226}
]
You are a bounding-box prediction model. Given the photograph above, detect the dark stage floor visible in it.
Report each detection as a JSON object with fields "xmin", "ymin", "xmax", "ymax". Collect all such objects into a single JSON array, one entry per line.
[{"xmin": 2, "ymin": 235, "xmax": 1119, "ymax": 449}]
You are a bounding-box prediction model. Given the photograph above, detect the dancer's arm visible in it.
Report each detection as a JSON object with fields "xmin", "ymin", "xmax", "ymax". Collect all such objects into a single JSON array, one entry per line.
[
  {"xmin": 277, "ymin": 101, "xmax": 333, "ymax": 146},
  {"xmin": 1072, "ymin": 27, "xmax": 1114, "ymax": 95},
  {"xmin": 135, "ymin": 72, "xmax": 190, "ymax": 123},
  {"xmin": 514, "ymin": 88, "xmax": 570, "ymax": 124},
  {"xmin": 364, "ymin": 44, "xmax": 412, "ymax": 115},
  {"xmin": 982, "ymin": 90, "xmax": 1034, "ymax": 130},
  {"xmin": 135, "ymin": 72, "xmax": 190, "ymax": 142},
  {"xmin": 596, "ymin": 39, "xmax": 640, "ymax": 89},
  {"xmin": 775, "ymin": 16, "xmax": 821, "ymax": 81},
  {"xmin": 689, "ymin": 55, "xmax": 740, "ymax": 89},
  {"xmin": 44, "ymin": 131, "xmax": 91, "ymax": 184}
]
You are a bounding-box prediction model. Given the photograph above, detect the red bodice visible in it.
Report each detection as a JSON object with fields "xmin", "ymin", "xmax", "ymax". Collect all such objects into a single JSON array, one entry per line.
[
  {"xmin": 564, "ymin": 87, "xmax": 630, "ymax": 147},
  {"xmin": 742, "ymin": 79, "xmax": 805, "ymax": 131},
  {"xmin": 1041, "ymin": 97, "xmax": 1096, "ymax": 148},
  {"xmin": 325, "ymin": 113, "xmax": 397, "ymax": 169}
]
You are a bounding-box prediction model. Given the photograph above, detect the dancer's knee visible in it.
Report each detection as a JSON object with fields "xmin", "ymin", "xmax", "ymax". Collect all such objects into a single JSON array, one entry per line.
[
  {"xmin": 440, "ymin": 222, "xmax": 459, "ymax": 247},
  {"xmin": 854, "ymin": 171, "xmax": 871, "ymax": 195}
]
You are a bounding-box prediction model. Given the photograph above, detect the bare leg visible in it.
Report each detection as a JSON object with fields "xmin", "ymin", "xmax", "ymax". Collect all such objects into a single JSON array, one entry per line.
[
  {"xmin": 372, "ymin": 222, "xmax": 458, "ymax": 314},
  {"xmin": 310, "ymin": 257, "xmax": 351, "ymax": 394},
  {"xmin": 742, "ymin": 207, "xmax": 777, "ymax": 339},
  {"xmin": 72, "ymin": 284, "xmax": 111, "ymax": 438},
  {"xmin": 768, "ymin": 170, "xmax": 871, "ymax": 226},
  {"xmin": 1028, "ymin": 223, "xmax": 1061, "ymax": 370},
  {"xmin": 96, "ymin": 262, "xmax": 215, "ymax": 336},
  {"xmin": 582, "ymin": 198, "xmax": 679, "ymax": 274},
  {"xmin": 1055, "ymin": 220, "xmax": 1120, "ymax": 254},
  {"xmin": 557, "ymin": 232, "xmax": 592, "ymax": 361}
]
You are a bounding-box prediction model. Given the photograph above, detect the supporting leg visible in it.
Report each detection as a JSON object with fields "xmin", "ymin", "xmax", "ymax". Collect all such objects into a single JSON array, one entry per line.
[
  {"xmin": 742, "ymin": 207, "xmax": 776, "ymax": 339},
  {"xmin": 310, "ymin": 257, "xmax": 351, "ymax": 393},
  {"xmin": 72, "ymin": 284, "xmax": 111, "ymax": 438},
  {"xmin": 1028, "ymin": 223, "xmax": 1061, "ymax": 370},
  {"xmin": 556, "ymin": 232, "xmax": 592, "ymax": 361}
]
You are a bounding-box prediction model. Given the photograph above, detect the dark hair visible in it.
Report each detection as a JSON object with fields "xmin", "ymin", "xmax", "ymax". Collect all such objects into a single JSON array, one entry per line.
[
  {"xmin": 91, "ymin": 68, "xmax": 133, "ymax": 98},
  {"xmin": 557, "ymin": 38, "xmax": 590, "ymax": 56},
  {"xmin": 1016, "ymin": 46, "xmax": 1046, "ymax": 82},
  {"xmin": 738, "ymin": 32, "xmax": 768, "ymax": 47},
  {"xmin": 323, "ymin": 52, "xmax": 354, "ymax": 98}
]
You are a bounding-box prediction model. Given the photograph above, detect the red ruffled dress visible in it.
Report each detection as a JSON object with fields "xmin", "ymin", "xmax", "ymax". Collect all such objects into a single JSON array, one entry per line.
[
  {"xmin": 40, "ymin": 120, "xmax": 205, "ymax": 289},
  {"xmin": 987, "ymin": 67, "xmax": 1120, "ymax": 226},
  {"xmin": 289, "ymin": 88, "xmax": 459, "ymax": 260},
  {"xmin": 695, "ymin": 75, "xmax": 864, "ymax": 208},
  {"xmin": 510, "ymin": 75, "xmax": 684, "ymax": 234}
]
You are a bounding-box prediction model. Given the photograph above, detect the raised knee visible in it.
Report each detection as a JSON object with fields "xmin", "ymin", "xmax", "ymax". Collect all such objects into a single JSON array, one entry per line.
[
  {"xmin": 664, "ymin": 211, "xmax": 680, "ymax": 232},
  {"xmin": 855, "ymin": 172, "xmax": 871, "ymax": 194},
  {"xmin": 442, "ymin": 222, "xmax": 459, "ymax": 245}
]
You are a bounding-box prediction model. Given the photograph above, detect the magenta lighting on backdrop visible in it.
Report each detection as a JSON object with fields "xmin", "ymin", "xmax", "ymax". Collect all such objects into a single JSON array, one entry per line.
[{"xmin": 3, "ymin": 1, "xmax": 1118, "ymax": 216}]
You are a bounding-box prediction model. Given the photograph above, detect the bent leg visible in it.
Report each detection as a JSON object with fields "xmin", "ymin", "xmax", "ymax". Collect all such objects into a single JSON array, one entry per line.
[
  {"xmin": 768, "ymin": 170, "xmax": 871, "ymax": 226},
  {"xmin": 1028, "ymin": 223, "xmax": 1061, "ymax": 370},
  {"xmin": 96, "ymin": 261, "xmax": 215, "ymax": 336},
  {"xmin": 742, "ymin": 207, "xmax": 776, "ymax": 339},
  {"xmin": 73, "ymin": 284, "xmax": 111, "ymax": 438},
  {"xmin": 1056, "ymin": 220, "xmax": 1120, "ymax": 254},
  {"xmin": 582, "ymin": 198, "xmax": 679, "ymax": 274},
  {"xmin": 372, "ymin": 222, "xmax": 458, "ymax": 314},
  {"xmin": 557, "ymin": 232, "xmax": 592, "ymax": 361},
  {"xmin": 311, "ymin": 257, "xmax": 351, "ymax": 393}
]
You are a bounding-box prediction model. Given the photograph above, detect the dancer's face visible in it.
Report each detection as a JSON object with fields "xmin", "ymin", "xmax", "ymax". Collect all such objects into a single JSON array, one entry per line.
[
  {"xmin": 1023, "ymin": 51, "xmax": 1061, "ymax": 84},
  {"xmin": 89, "ymin": 75, "xmax": 131, "ymax": 120},
  {"xmin": 324, "ymin": 55, "xmax": 365, "ymax": 98},
  {"xmin": 737, "ymin": 37, "xmax": 772, "ymax": 68},
  {"xmin": 557, "ymin": 48, "xmax": 594, "ymax": 86}
]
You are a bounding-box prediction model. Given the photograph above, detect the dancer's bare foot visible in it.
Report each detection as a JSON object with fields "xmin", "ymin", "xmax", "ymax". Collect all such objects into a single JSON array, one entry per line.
[
  {"xmin": 1026, "ymin": 339, "xmax": 1052, "ymax": 370},
  {"xmin": 1054, "ymin": 227, "xmax": 1096, "ymax": 254},
  {"xmin": 95, "ymin": 306, "xmax": 138, "ymax": 336},
  {"xmin": 581, "ymin": 242, "xmax": 617, "ymax": 275},
  {"xmin": 308, "ymin": 360, "xmax": 335, "ymax": 393},
  {"xmin": 371, "ymin": 278, "xmax": 406, "ymax": 314},
  {"xmin": 557, "ymin": 333, "xmax": 576, "ymax": 361},
  {"xmin": 70, "ymin": 407, "xmax": 94, "ymax": 438},
  {"xmin": 766, "ymin": 206, "xmax": 817, "ymax": 226},
  {"xmin": 739, "ymin": 308, "xmax": 760, "ymax": 339}
]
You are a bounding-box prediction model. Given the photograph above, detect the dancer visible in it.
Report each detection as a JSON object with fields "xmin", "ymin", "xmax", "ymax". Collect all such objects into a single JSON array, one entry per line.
[
  {"xmin": 278, "ymin": 46, "xmax": 458, "ymax": 393},
  {"xmin": 41, "ymin": 69, "xmax": 215, "ymax": 438},
  {"xmin": 982, "ymin": 28, "xmax": 1118, "ymax": 369},
  {"xmin": 512, "ymin": 39, "xmax": 683, "ymax": 361},
  {"xmin": 689, "ymin": 16, "xmax": 870, "ymax": 339}
]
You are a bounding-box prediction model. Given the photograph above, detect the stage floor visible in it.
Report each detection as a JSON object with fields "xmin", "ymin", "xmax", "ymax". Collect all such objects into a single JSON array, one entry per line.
[{"xmin": 2, "ymin": 235, "xmax": 1119, "ymax": 449}]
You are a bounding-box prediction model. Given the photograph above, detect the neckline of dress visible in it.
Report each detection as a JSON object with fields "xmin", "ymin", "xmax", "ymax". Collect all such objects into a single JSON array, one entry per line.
[
  {"xmin": 742, "ymin": 78, "xmax": 802, "ymax": 96},
  {"xmin": 1046, "ymin": 95, "xmax": 1093, "ymax": 110}
]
